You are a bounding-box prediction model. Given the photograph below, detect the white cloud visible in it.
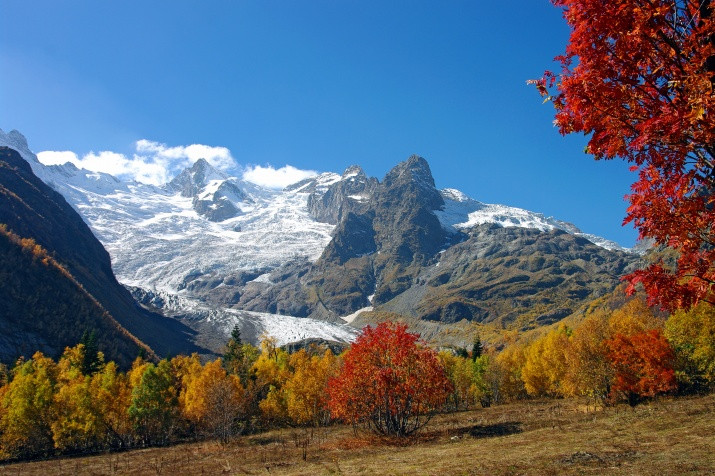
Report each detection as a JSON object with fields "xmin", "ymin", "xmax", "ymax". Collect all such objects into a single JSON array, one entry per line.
[
  {"xmin": 36, "ymin": 150, "xmax": 80, "ymax": 166},
  {"xmin": 135, "ymin": 140, "xmax": 235, "ymax": 172},
  {"xmin": 37, "ymin": 139, "xmax": 238, "ymax": 186},
  {"xmin": 242, "ymin": 164, "xmax": 317, "ymax": 189}
]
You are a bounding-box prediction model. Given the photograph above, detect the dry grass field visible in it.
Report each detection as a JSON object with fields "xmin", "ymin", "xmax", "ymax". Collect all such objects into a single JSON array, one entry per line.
[{"xmin": 2, "ymin": 393, "xmax": 713, "ymax": 475}]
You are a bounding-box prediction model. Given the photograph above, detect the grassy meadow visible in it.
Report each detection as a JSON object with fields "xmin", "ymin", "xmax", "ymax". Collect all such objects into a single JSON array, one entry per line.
[{"xmin": 2, "ymin": 393, "xmax": 712, "ymax": 475}]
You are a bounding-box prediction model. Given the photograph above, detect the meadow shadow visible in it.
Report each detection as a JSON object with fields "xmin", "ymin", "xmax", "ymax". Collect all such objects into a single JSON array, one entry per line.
[{"xmin": 466, "ymin": 421, "xmax": 522, "ymax": 439}]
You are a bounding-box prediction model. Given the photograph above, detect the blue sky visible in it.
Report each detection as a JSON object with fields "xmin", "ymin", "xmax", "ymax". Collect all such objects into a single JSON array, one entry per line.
[{"xmin": 0, "ymin": 1, "xmax": 639, "ymax": 247}]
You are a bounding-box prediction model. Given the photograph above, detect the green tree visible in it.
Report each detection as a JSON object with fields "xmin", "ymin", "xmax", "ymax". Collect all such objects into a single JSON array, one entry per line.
[
  {"xmin": 128, "ymin": 359, "xmax": 179, "ymax": 446},
  {"xmin": 471, "ymin": 334, "xmax": 483, "ymax": 361},
  {"xmin": 79, "ymin": 330, "xmax": 101, "ymax": 376}
]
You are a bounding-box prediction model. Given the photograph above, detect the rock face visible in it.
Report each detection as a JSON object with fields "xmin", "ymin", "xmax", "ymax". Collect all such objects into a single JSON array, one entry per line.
[
  {"xmin": 307, "ymin": 165, "xmax": 378, "ymax": 224},
  {"xmin": 0, "ymin": 146, "xmax": 208, "ymax": 363},
  {"xmin": 369, "ymin": 156, "xmax": 448, "ymax": 302},
  {"xmin": 393, "ymin": 224, "xmax": 634, "ymax": 328},
  {"xmin": 233, "ymin": 155, "xmax": 636, "ymax": 332},
  {"xmin": 167, "ymin": 158, "xmax": 250, "ymax": 222},
  {"xmin": 310, "ymin": 156, "xmax": 448, "ymax": 307}
]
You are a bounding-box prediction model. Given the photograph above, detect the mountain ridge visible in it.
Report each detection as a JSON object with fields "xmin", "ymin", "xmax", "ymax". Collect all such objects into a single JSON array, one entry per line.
[{"xmin": 0, "ymin": 129, "xmax": 640, "ymax": 349}]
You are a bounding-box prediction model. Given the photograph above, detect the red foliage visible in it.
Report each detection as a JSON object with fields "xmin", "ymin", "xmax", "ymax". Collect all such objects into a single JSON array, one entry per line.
[
  {"xmin": 534, "ymin": 0, "xmax": 715, "ymax": 310},
  {"xmin": 327, "ymin": 322, "xmax": 452, "ymax": 437},
  {"xmin": 606, "ymin": 329, "xmax": 677, "ymax": 404}
]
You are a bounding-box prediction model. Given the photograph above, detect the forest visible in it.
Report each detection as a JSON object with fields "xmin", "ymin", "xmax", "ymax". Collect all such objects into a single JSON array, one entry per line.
[{"xmin": 0, "ymin": 299, "xmax": 713, "ymax": 462}]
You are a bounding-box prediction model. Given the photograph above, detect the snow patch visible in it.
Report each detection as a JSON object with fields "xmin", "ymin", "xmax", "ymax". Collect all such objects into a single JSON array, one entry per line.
[
  {"xmin": 341, "ymin": 306, "xmax": 373, "ymax": 324},
  {"xmin": 250, "ymin": 273, "xmax": 274, "ymax": 285}
]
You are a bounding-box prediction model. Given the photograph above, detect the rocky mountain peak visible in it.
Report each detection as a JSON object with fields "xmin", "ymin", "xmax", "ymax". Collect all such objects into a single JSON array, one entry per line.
[
  {"xmin": 342, "ymin": 165, "xmax": 366, "ymax": 179},
  {"xmin": 0, "ymin": 129, "xmax": 35, "ymax": 163},
  {"xmin": 166, "ymin": 159, "xmax": 248, "ymax": 222},
  {"xmin": 307, "ymin": 165, "xmax": 378, "ymax": 224},
  {"xmin": 378, "ymin": 155, "xmax": 444, "ymax": 212},
  {"xmin": 384, "ymin": 155, "xmax": 435, "ymax": 189}
]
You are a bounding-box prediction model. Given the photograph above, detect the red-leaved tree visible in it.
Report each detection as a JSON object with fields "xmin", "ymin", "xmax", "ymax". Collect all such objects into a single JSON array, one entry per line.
[
  {"xmin": 606, "ymin": 329, "xmax": 678, "ymax": 405},
  {"xmin": 534, "ymin": 0, "xmax": 715, "ymax": 310},
  {"xmin": 327, "ymin": 322, "xmax": 452, "ymax": 437}
]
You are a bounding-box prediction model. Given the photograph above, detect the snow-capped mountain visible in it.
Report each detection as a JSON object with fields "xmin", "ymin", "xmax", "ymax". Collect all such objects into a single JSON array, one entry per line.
[
  {"xmin": 0, "ymin": 129, "xmax": 638, "ymax": 348},
  {"xmin": 435, "ymin": 188, "xmax": 628, "ymax": 252}
]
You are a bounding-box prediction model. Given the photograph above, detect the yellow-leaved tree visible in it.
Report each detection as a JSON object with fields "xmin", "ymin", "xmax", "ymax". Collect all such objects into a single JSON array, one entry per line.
[
  {"xmin": 51, "ymin": 344, "xmax": 105, "ymax": 452},
  {"xmin": 89, "ymin": 361, "xmax": 132, "ymax": 449},
  {"xmin": 562, "ymin": 311, "xmax": 613, "ymax": 404},
  {"xmin": 284, "ymin": 349, "xmax": 339, "ymax": 426},
  {"xmin": 665, "ymin": 303, "xmax": 715, "ymax": 390},
  {"xmin": 253, "ymin": 338, "xmax": 291, "ymax": 425},
  {"xmin": 0, "ymin": 352, "xmax": 57, "ymax": 459},
  {"xmin": 182, "ymin": 359, "xmax": 244, "ymax": 442},
  {"xmin": 521, "ymin": 326, "xmax": 571, "ymax": 397}
]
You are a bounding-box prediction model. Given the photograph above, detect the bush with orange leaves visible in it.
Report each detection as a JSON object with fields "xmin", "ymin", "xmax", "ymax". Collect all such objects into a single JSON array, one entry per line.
[
  {"xmin": 327, "ymin": 322, "xmax": 452, "ymax": 437},
  {"xmin": 606, "ymin": 329, "xmax": 677, "ymax": 406}
]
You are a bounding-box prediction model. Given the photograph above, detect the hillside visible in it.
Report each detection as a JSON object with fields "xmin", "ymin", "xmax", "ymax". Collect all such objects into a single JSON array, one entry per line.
[
  {"xmin": 0, "ymin": 146, "xmax": 207, "ymax": 363},
  {"xmin": 0, "ymin": 225, "xmax": 151, "ymax": 368}
]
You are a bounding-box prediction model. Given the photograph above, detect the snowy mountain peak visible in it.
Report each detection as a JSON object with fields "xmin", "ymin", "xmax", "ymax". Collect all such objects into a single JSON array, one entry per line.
[
  {"xmin": 164, "ymin": 159, "xmax": 252, "ymax": 222},
  {"xmin": 440, "ymin": 188, "xmax": 470, "ymax": 202},
  {"xmin": 342, "ymin": 165, "xmax": 365, "ymax": 179},
  {"xmin": 284, "ymin": 172, "xmax": 341, "ymax": 194},
  {"xmin": 0, "ymin": 129, "xmax": 32, "ymax": 155},
  {"xmin": 166, "ymin": 158, "xmax": 229, "ymax": 197},
  {"xmin": 0, "ymin": 129, "xmax": 37, "ymax": 165},
  {"xmin": 435, "ymin": 188, "xmax": 630, "ymax": 253}
]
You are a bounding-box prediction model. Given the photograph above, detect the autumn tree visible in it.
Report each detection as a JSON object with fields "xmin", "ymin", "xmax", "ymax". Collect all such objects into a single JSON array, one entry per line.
[
  {"xmin": 535, "ymin": 0, "xmax": 715, "ymax": 310},
  {"xmin": 562, "ymin": 312, "xmax": 614, "ymax": 403},
  {"xmin": 51, "ymin": 344, "xmax": 106, "ymax": 452},
  {"xmin": 521, "ymin": 326, "xmax": 571, "ymax": 397},
  {"xmin": 327, "ymin": 322, "xmax": 452, "ymax": 437},
  {"xmin": 0, "ymin": 353, "xmax": 57, "ymax": 459},
  {"xmin": 284, "ymin": 349, "xmax": 339, "ymax": 426},
  {"xmin": 253, "ymin": 338, "xmax": 291, "ymax": 425},
  {"xmin": 606, "ymin": 329, "xmax": 678, "ymax": 405},
  {"xmin": 439, "ymin": 351, "xmax": 489, "ymax": 410},
  {"xmin": 89, "ymin": 361, "xmax": 132, "ymax": 449},
  {"xmin": 181, "ymin": 359, "xmax": 244, "ymax": 442},
  {"xmin": 492, "ymin": 344, "xmax": 527, "ymax": 402},
  {"xmin": 438, "ymin": 352, "xmax": 470, "ymax": 410},
  {"xmin": 665, "ymin": 302, "xmax": 715, "ymax": 389}
]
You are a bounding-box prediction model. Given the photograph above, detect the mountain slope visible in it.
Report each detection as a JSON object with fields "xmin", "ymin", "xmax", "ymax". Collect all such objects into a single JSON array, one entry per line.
[
  {"xmin": 275, "ymin": 156, "xmax": 636, "ymax": 331},
  {"xmin": 0, "ymin": 223, "xmax": 152, "ymax": 368},
  {"xmin": 0, "ymin": 146, "xmax": 207, "ymax": 360}
]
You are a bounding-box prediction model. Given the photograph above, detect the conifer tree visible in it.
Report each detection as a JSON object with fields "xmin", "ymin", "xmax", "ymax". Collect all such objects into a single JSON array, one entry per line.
[
  {"xmin": 471, "ymin": 334, "xmax": 483, "ymax": 361},
  {"xmin": 80, "ymin": 330, "xmax": 101, "ymax": 375}
]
